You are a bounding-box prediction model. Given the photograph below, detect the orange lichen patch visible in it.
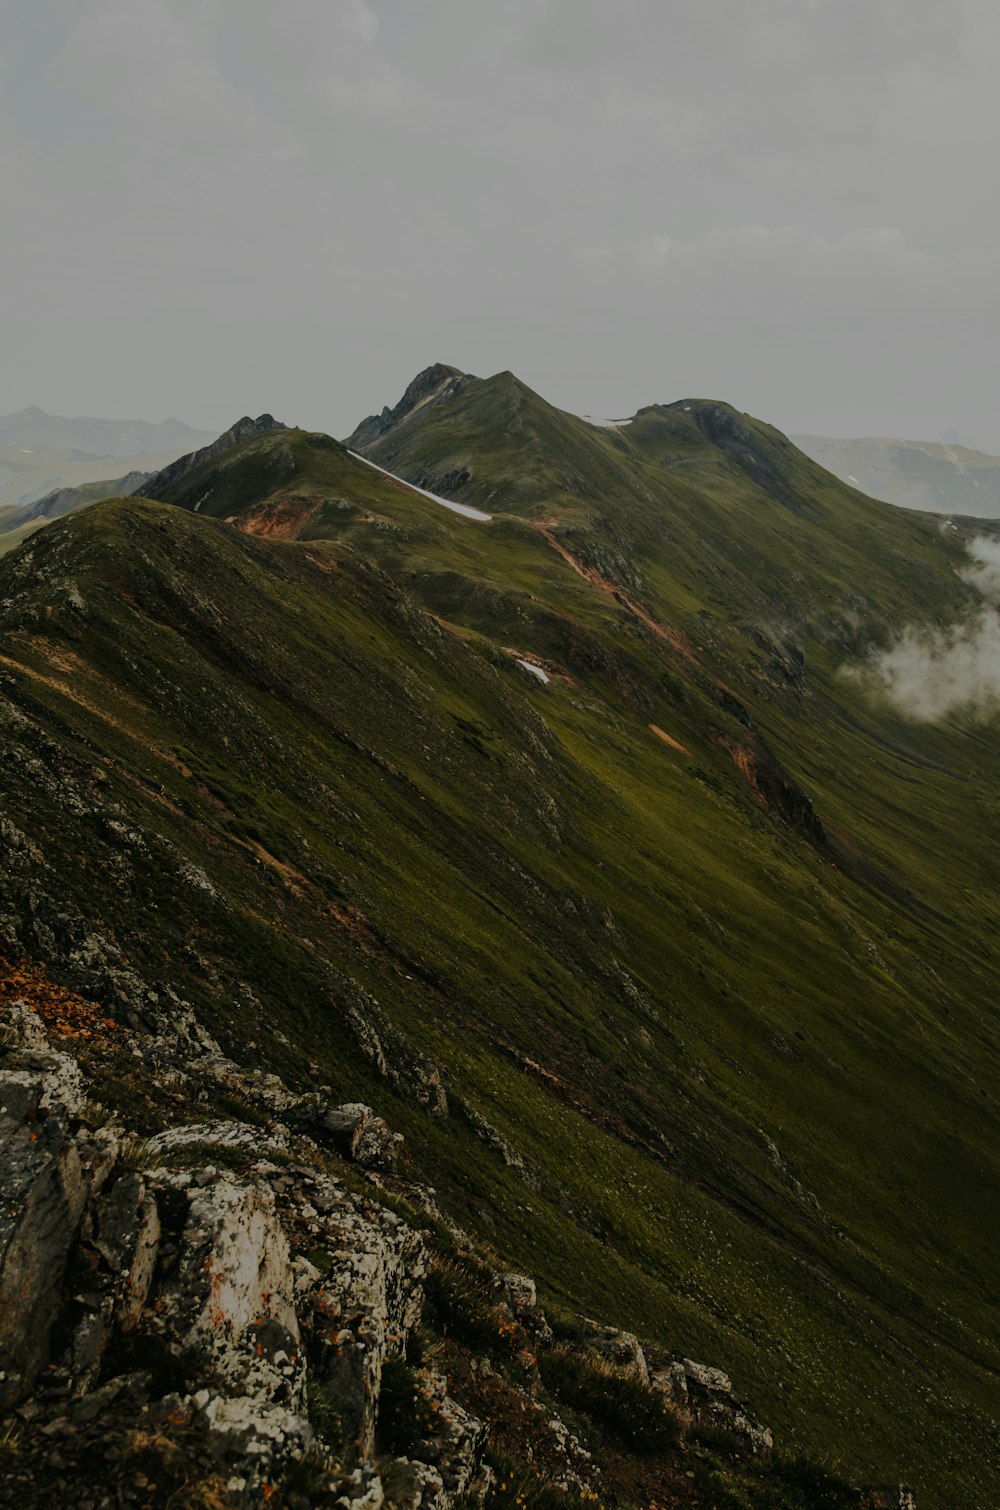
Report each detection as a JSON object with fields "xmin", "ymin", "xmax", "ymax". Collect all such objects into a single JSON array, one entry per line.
[
  {"xmin": 0, "ymin": 938, "xmax": 119, "ymax": 1040},
  {"xmin": 721, "ymin": 738, "xmax": 770, "ymax": 811},
  {"xmin": 649, "ymin": 723, "xmax": 693, "ymax": 757},
  {"xmin": 530, "ymin": 523, "xmax": 700, "ymax": 664},
  {"xmin": 0, "ymin": 652, "xmax": 193, "ymax": 780},
  {"xmin": 304, "ymin": 551, "xmax": 336, "ymax": 574},
  {"xmin": 26, "ymin": 637, "xmax": 85, "ymax": 675},
  {"xmin": 237, "ymin": 494, "xmax": 324, "ymax": 540},
  {"xmin": 434, "ymin": 616, "xmax": 473, "ymax": 640}
]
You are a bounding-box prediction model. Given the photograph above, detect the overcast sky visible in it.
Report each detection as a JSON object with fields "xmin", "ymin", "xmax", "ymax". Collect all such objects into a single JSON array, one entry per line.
[{"xmin": 2, "ymin": 0, "xmax": 999, "ymax": 445}]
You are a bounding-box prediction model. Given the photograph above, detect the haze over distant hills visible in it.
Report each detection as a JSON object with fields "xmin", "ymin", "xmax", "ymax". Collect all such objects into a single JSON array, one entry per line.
[
  {"xmin": 793, "ymin": 433, "xmax": 1000, "ymax": 517},
  {"xmin": 0, "ymin": 405, "xmax": 220, "ymax": 528},
  {"xmin": 0, "ymin": 405, "xmax": 217, "ymax": 458}
]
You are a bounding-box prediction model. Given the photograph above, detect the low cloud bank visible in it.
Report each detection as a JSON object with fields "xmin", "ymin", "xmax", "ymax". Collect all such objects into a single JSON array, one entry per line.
[{"xmin": 848, "ymin": 536, "xmax": 1000, "ymax": 722}]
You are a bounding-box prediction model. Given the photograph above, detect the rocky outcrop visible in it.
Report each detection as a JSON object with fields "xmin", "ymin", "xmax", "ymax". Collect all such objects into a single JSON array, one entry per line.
[
  {"xmin": 0, "ymin": 1035, "xmax": 116, "ymax": 1406},
  {"xmin": 347, "ymin": 366, "xmax": 468, "ymax": 451},
  {"xmin": 158, "ymin": 1175, "xmax": 302, "ymax": 1407},
  {"xmin": 648, "ymin": 1352, "xmax": 774, "ymax": 1454},
  {"xmin": 584, "ymin": 1324, "xmax": 650, "ymax": 1383},
  {"xmin": 136, "ymin": 414, "xmax": 285, "ymax": 502},
  {"xmin": 0, "ymin": 996, "xmax": 909, "ymax": 1509},
  {"xmin": 0, "ymin": 1017, "xmax": 489, "ymax": 1507},
  {"xmin": 317, "ymin": 1102, "xmax": 401, "ymax": 1170}
]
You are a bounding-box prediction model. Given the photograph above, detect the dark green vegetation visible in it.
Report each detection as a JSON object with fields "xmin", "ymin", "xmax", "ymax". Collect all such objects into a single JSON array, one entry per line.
[{"xmin": 1, "ymin": 367, "xmax": 999, "ymax": 1504}]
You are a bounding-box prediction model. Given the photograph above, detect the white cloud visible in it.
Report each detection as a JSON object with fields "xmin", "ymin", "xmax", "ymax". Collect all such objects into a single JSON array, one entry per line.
[{"xmin": 849, "ymin": 536, "xmax": 1000, "ymax": 722}]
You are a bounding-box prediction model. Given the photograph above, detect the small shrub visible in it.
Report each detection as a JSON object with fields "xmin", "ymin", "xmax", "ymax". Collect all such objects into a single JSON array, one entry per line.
[
  {"xmin": 423, "ymin": 1257, "xmax": 508, "ymax": 1354},
  {"xmin": 118, "ymin": 1133, "xmax": 159, "ymax": 1172},
  {"xmin": 542, "ymin": 1304, "xmax": 589, "ymax": 1346},
  {"xmin": 0, "ymin": 1421, "xmax": 21, "ymax": 1462},
  {"xmin": 538, "ymin": 1349, "xmax": 682, "ymax": 1455},
  {"xmin": 375, "ymin": 1357, "xmax": 436, "ymax": 1456},
  {"xmin": 307, "ymin": 1377, "xmax": 349, "ymax": 1454}
]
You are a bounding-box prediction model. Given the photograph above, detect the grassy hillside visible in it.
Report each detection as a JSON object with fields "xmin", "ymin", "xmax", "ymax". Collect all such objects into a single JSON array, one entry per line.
[{"xmin": 0, "ymin": 375, "xmax": 998, "ymax": 1504}]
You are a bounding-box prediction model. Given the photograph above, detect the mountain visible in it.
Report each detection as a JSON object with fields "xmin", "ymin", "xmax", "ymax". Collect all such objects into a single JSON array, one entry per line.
[
  {"xmin": 0, "ymin": 368, "xmax": 998, "ymax": 1506},
  {"xmin": 793, "ymin": 433, "xmax": 1000, "ymax": 516},
  {"xmin": 0, "ymin": 405, "xmax": 218, "ymax": 458},
  {"xmin": 135, "ymin": 411, "xmax": 285, "ymax": 504}
]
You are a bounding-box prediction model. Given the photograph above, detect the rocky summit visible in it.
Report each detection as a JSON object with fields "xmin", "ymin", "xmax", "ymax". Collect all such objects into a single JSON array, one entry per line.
[{"xmin": 1, "ymin": 366, "xmax": 997, "ymax": 1508}]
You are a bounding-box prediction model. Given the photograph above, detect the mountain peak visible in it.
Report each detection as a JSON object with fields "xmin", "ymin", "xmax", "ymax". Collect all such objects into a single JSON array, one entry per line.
[
  {"xmin": 346, "ymin": 363, "xmax": 470, "ymax": 449},
  {"xmin": 136, "ymin": 413, "xmax": 285, "ymax": 502}
]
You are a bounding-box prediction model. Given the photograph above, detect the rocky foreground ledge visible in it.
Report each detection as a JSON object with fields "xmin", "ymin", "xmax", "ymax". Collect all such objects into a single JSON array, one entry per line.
[{"xmin": 0, "ymin": 991, "xmax": 915, "ymax": 1510}]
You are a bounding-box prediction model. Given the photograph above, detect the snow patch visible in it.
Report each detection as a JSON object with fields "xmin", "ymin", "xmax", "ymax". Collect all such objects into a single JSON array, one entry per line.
[
  {"xmin": 348, "ymin": 451, "xmax": 492, "ymax": 521},
  {"xmin": 579, "ymin": 415, "xmax": 633, "ymax": 429},
  {"xmin": 517, "ymin": 659, "xmax": 550, "ymax": 684}
]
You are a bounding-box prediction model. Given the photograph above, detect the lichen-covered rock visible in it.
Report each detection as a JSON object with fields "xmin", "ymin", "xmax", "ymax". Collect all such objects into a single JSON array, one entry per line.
[
  {"xmin": 158, "ymin": 1173, "xmax": 304, "ymax": 1409},
  {"xmin": 93, "ymin": 1168, "xmax": 161, "ymax": 1329},
  {"xmin": 0, "ymin": 1068, "xmax": 87, "ymax": 1403},
  {"xmin": 300, "ymin": 1176, "xmax": 426, "ymax": 1457},
  {"xmin": 410, "ymin": 1371, "xmax": 488, "ymax": 1502},
  {"xmin": 327, "ymin": 1462, "xmax": 386, "ymax": 1509},
  {"xmin": 497, "ymin": 1271, "xmax": 536, "ymax": 1309},
  {"xmin": 194, "ymin": 1391, "xmax": 315, "ymax": 1503},
  {"xmin": 382, "ymin": 1458, "xmax": 446, "ymax": 1508},
  {"xmin": 585, "ymin": 1324, "xmax": 649, "ymax": 1383},
  {"xmin": 655, "ymin": 1355, "xmax": 773, "ymax": 1454},
  {"xmin": 146, "ymin": 1118, "xmax": 289, "ymax": 1159},
  {"xmin": 0, "ymin": 1000, "xmax": 48, "ymax": 1051},
  {"xmin": 319, "ymin": 1102, "xmax": 400, "ymax": 1169}
]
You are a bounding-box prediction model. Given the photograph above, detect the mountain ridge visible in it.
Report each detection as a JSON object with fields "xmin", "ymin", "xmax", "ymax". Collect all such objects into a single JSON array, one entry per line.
[{"xmin": 0, "ymin": 370, "xmax": 998, "ymax": 1504}]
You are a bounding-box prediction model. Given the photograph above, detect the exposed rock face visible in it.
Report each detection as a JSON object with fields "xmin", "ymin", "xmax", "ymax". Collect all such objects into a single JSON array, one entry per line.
[
  {"xmin": 303, "ymin": 1171, "xmax": 426, "ymax": 1456},
  {"xmin": 158, "ymin": 1175, "xmax": 303, "ymax": 1408},
  {"xmin": 649, "ymin": 1352, "xmax": 774, "ymax": 1454},
  {"xmin": 584, "ymin": 1324, "xmax": 649, "ymax": 1384},
  {"xmin": 136, "ymin": 413, "xmax": 285, "ymax": 501},
  {"xmin": 318, "ymin": 1102, "xmax": 401, "ymax": 1169},
  {"xmin": 347, "ymin": 365, "xmax": 468, "ymax": 451},
  {"xmin": 0, "ymin": 1039, "xmax": 105, "ymax": 1405}
]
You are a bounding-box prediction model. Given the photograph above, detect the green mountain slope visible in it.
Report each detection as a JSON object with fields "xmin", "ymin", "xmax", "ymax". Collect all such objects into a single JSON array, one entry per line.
[
  {"xmin": 793, "ymin": 433, "xmax": 1000, "ymax": 517},
  {"xmin": 0, "ymin": 372, "xmax": 998, "ymax": 1505}
]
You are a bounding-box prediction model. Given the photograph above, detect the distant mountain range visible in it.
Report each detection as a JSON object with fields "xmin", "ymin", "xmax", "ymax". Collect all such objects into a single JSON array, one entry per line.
[
  {"xmin": 793, "ymin": 433, "xmax": 1000, "ymax": 516},
  {"xmin": 0, "ymin": 406, "xmax": 220, "ymax": 525},
  {"xmin": 0, "ymin": 405, "xmax": 217, "ymax": 458}
]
